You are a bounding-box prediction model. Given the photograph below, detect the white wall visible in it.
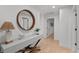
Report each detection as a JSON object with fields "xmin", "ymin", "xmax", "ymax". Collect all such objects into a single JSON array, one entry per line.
[
  {"xmin": 54, "ymin": 14, "xmax": 59, "ymax": 40},
  {"xmin": 0, "ymin": 5, "xmax": 42, "ymax": 40},
  {"xmin": 58, "ymin": 7, "xmax": 76, "ymax": 50}
]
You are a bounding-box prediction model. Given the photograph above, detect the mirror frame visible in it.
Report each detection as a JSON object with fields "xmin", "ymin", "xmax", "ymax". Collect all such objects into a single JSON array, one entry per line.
[{"xmin": 16, "ymin": 9, "xmax": 35, "ymax": 31}]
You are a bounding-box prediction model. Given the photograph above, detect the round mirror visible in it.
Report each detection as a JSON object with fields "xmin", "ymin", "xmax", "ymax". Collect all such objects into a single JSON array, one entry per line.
[{"xmin": 16, "ymin": 9, "xmax": 35, "ymax": 31}]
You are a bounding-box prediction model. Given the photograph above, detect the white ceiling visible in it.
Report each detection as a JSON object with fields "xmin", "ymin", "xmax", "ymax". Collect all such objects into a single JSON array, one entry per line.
[{"xmin": 30, "ymin": 5, "xmax": 73, "ymax": 14}]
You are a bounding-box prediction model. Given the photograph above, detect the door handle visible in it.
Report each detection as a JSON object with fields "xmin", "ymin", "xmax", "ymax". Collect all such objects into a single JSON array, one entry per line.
[{"xmin": 75, "ymin": 28, "xmax": 77, "ymax": 31}]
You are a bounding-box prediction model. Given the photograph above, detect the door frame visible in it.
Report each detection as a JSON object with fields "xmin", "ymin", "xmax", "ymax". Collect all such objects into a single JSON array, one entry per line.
[{"xmin": 46, "ymin": 18, "xmax": 54, "ymax": 37}]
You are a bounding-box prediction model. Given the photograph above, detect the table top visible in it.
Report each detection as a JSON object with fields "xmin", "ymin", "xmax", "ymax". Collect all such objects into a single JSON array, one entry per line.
[{"xmin": 1, "ymin": 34, "xmax": 42, "ymax": 50}]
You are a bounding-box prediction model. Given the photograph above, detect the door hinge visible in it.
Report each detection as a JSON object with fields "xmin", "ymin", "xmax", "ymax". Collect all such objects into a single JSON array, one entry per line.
[
  {"xmin": 75, "ymin": 43, "xmax": 77, "ymax": 46},
  {"xmin": 75, "ymin": 28, "xmax": 77, "ymax": 31},
  {"xmin": 75, "ymin": 13, "xmax": 77, "ymax": 16}
]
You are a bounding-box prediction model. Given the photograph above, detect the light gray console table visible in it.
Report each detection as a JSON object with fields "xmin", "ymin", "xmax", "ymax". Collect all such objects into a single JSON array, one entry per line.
[{"xmin": 0, "ymin": 34, "xmax": 42, "ymax": 53}]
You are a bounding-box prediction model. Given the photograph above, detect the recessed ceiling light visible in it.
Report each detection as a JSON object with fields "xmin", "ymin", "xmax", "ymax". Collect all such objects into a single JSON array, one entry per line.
[{"xmin": 52, "ymin": 6, "xmax": 55, "ymax": 8}]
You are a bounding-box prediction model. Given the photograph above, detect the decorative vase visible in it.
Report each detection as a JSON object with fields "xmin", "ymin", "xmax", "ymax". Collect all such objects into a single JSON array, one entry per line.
[{"xmin": 5, "ymin": 31, "xmax": 13, "ymax": 44}]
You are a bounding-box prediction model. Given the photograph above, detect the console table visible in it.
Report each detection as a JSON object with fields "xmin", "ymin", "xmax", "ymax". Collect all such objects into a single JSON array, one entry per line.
[{"xmin": 0, "ymin": 34, "xmax": 42, "ymax": 53}]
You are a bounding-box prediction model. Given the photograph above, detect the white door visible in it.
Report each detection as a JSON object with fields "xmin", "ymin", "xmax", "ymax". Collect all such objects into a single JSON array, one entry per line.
[{"xmin": 59, "ymin": 8, "xmax": 76, "ymax": 51}]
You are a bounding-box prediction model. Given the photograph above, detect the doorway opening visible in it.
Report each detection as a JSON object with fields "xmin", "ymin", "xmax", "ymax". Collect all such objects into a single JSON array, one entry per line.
[{"xmin": 47, "ymin": 18, "xmax": 54, "ymax": 39}]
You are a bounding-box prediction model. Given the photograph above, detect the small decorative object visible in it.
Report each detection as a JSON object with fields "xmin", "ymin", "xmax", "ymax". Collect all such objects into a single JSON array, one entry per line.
[
  {"xmin": 50, "ymin": 23, "xmax": 54, "ymax": 26},
  {"xmin": 0, "ymin": 21, "xmax": 15, "ymax": 44},
  {"xmin": 35, "ymin": 28, "xmax": 40, "ymax": 35}
]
